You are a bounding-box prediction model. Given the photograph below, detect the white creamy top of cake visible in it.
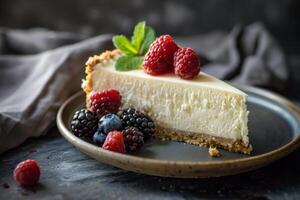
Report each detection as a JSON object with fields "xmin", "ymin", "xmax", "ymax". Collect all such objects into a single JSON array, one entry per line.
[{"xmin": 93, "ymin": 58, "xmax": 246, "ymax": 96}]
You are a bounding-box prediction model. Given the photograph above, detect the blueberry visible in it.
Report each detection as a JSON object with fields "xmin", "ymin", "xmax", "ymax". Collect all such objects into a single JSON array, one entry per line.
[
  {"xmin": 93, "ymin": 131, "xmax": 107, "ymax": 146},
  {"xmin": 98, "ymin": 114, "xmax": 123, "ymax": 135}
]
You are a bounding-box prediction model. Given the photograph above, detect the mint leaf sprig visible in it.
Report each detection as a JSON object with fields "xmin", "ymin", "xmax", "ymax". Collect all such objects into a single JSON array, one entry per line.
[{"xmin": 112, "ymin": 21, "xmax": 156, "ymax": 71}]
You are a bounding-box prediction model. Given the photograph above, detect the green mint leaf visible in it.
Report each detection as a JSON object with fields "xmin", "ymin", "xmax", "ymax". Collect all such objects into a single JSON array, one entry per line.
[
  {"xmin": 140, "ymin": 26, "xmax": 156, "ymax": 55},
  {"xmin": 131, "ymin": 21, "xmax": 146, "ymax": 51},
  {"xmin": 114, "ymin": 56, "xmax": 144, "ymax": 71},
  {"xmin": 113, "ymin": 35, "xmax": 137, "ymax": 56}
]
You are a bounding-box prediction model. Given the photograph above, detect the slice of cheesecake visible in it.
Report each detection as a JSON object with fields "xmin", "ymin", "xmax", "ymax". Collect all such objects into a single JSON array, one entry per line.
[{"xmin": 83, "ymin": 49, "xmax": 252, "ymax": 154}]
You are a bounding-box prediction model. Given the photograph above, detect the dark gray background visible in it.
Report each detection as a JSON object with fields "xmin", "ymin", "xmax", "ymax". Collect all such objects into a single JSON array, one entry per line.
[
  {"xmin": 0, "ymin": 0, "xmax": 299, "ymax": 97},
  {"xmin": 0, "ymin": 0, "xmax": 299, "ymax": 53}
]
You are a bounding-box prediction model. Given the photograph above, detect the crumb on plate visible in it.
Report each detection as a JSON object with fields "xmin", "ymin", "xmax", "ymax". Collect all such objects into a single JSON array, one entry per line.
[{"xmin": 209, "ymin": 146, "xmax": 221, "ymax": 157}]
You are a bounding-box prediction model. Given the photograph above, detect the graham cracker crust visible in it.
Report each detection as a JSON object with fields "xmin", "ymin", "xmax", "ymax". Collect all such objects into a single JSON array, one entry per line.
[
  {"xmin": 155, "ymin": 126, "xmax": 252, "ymax": 154},
  {"xmin": 84, "ymin": 49, "xmax": 121, "ymax": 96}
]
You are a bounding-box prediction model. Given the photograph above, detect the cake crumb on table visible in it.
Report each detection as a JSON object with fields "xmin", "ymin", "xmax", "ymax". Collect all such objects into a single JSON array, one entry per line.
[{"xmin": 209, "ymin": 146, "xmax": 221, "ymax": 157}]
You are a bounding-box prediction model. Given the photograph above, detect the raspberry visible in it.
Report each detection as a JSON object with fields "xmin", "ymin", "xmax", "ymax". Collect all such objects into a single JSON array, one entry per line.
[
  {"xmin": 102, "ymin": 131, "xmax": 126, "ymax": 153},
  {"xmin": 123, "ymin": 127, "xmax": 144, "ymax": 152},
  {"xmin": 88, "ymin": 89, "xmax": 122, "ymax": 118},
  {"xmin": 174, "ymin": 47, "xmax": 200, "ymax": 79},
  {"xmin": 119, "ymin": 108, "xmax": 155, "ymax": 140},
  {"xmin": 143, "ymin": 35, "xmax": 178, "ymax": 75},
  {"xmin": 13, "ymin": 160, "xmax": 40, "ymax": 186},
  {"xmin": 71, "ymin": 109, "xmax": 98, "ymax": 139}
]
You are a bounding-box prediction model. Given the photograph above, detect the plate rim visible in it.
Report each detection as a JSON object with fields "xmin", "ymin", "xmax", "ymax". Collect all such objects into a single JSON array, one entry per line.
[{"xmin": 56, "ymin": 85, "xmax": 300, "ymax": 175}]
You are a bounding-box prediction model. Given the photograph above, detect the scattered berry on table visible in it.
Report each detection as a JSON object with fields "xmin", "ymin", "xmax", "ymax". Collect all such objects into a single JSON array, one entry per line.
[
  {"xmin": 119, "ymin": 108, "xmax": 155, "ymax": 140},
  {"xmin": 93, "ymin": 131, "xmax": 107, "ymax": 146},
  {"xmin": 71, "ymin": 109, "xmax": 98, "ymax": 139},
  {"xmin": 102, "ymin": 131, "xmax": 126, "ymax": 153},
  {"xmin": 98, "ymin": 114, "xmax": 123, "ymax": 135},
  {"xmin": 88, "ymin": 89, "xmax": 122, "ymax": 117},
  {"xmin": 14, "ymin": 159, "xmax": 40, "ymax": 186},
  {"xmin": 173, "ymin": 47, "xmax": 200, "ymax": 79},
  {"xmin": 123, "ymin": 127, "xmax": 144, "ymax": 152},
  {"xmin": 143, "ymin": 35, "xmax": 178, "ymax": 75}
]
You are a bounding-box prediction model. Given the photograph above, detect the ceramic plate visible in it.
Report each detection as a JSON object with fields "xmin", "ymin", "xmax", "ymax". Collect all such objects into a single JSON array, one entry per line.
[{"xmin": 57, "ymin": 86, "xmax": 300, "ymax": 178}]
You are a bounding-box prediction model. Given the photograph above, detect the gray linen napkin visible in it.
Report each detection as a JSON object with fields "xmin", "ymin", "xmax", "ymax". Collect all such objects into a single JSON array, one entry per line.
[
  {"xmin": 0, "ymin": 23, "xmax": 289, "ymax": 153},
  {"xmin": 0, "ymin": 29, "xmax": 113, "ymax": 153},
  {"xmin": 177, "ymin": 23, "xmax": 289, "ymax": 93}
]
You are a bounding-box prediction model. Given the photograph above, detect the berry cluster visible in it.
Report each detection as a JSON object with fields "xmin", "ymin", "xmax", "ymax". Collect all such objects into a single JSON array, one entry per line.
[
  {"xmin": 143, "ymin": 35, "xmax": 201, "ymax": 79},
  {"xmin": 70, "ymin": 89, "xmax": 155, "ymax": 153}
]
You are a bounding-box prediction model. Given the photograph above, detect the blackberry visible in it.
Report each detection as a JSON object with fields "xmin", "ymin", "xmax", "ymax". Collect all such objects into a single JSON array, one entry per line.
[
  {"xmin": 123, "ymin": 127, "xmax": 144, "ymax": 152},
  {"xmin": 119, "ymin": 108, "xmax": 155, "ymax": 140},
  {"xmin": 71, "ymin": 109, "xmax": 98, "ymax": 139}
]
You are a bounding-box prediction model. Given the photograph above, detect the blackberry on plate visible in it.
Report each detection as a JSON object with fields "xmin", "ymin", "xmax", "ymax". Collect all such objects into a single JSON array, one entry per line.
[
  {"xmin": 123, "ymin": 127, "xmax": 144, "ymax": 152},
  {"xmin": 98, "ymin": 114, "xmax": 123, "ymax": 135},
  {"xmin": 71, "ymin": 109, "xmax": 98, "ymax": 139},
  {"xmin": 119, "ymin": 108, "xmax": 155, "ymax": 140}
]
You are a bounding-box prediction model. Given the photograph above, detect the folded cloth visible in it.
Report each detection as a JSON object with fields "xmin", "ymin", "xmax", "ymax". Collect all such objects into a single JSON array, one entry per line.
[
  {"xmin": 0, "ymin": 23, "xmax": 289, "ymax": 153},
  {"xmin": 0, "ymin": 29, "xmax": 114, "ymax": 153},
  {"xmin": 177, "ymin": 23, "xmax": 289, "ymax": 92}
]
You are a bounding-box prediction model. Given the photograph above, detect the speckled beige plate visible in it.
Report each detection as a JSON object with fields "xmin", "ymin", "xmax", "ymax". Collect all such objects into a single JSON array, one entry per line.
[{"xmin": 57, "ymin": 85, "xmax": 300, "ymax": 178}]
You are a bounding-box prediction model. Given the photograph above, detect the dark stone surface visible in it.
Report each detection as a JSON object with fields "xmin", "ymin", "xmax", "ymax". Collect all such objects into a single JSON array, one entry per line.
[{"xmin": 1, "ymin": 126, "xmax": 300, "ymax": 200}]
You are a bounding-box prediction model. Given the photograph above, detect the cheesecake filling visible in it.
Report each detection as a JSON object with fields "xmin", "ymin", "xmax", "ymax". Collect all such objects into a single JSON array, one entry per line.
[{"xmin": 86, "ymin": 57, "xmax": 249, "ymax": 147}]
